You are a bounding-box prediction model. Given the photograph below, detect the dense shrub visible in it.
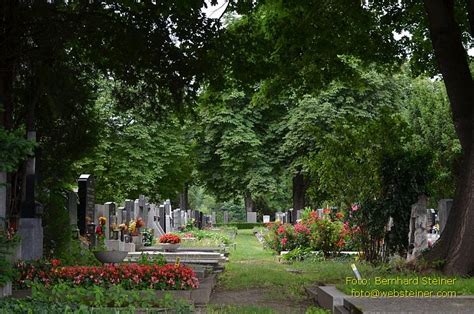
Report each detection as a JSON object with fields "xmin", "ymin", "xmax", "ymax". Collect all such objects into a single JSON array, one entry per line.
[{"xmin": 264, "ymin": 208, "xmax": 352, "ymax": 257}]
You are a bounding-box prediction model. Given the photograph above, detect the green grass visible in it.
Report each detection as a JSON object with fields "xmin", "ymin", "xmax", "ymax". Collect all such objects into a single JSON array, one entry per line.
[{"xmin": 219, "ymin": 230, "xmax": 474, "ymax": 301}]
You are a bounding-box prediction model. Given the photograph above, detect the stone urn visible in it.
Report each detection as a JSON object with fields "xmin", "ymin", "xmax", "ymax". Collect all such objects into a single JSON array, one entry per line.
[
  {"xmin": 159, "ymin": 243, "xmax": 181, "ymax": 252},
  {"xmin": 93, "ymin": 250, "xmax": 128, "ymax": 264}
]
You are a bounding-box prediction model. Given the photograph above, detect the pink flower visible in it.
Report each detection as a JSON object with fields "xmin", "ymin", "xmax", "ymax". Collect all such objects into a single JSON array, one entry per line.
[
  {"xmin": 351, "ymin": 204, "xmax": 359, "ymax": 212},
  {"xmin": 277, "ymin": 225, "xmax": 286, "ymax": 234},
  {"xmin": 281, "ymin": 237, "xmax": 288, "ymax": 247}
]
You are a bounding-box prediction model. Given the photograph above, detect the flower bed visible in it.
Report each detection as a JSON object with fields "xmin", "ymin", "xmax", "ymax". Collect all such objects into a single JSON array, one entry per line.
[{"xmin": 15, "ymin": 260, "xmax": 198, "ymax": 290}]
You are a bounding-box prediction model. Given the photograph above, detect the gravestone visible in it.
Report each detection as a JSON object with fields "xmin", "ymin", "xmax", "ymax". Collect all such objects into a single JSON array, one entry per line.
[
  {"xmin": 194, "ymin": 210, "xmax": 201, "ymax": 229},
  {"xmin": 438, "ymin": 199, "xmax": 453, "ymax": 235},
  {"xmin": 18, "ymin": 218, "xmax": 43, "ymax": 260},
  {"xmin": 247, "ymin": 212, "xmax": 257, "ymax": 223},
  {"xmin": 116, "ymin": 206, "xmax": 124, "ymax": 225},
  {"xmin": 124, "ymin": 200, "xmax": 134, "ymax": 224},
  {"xmin": 275, "ymin": 212, "xmax": 283, "ymax": 222},
  {"xmin": 77, "ymin": 174, "xmax": 95, "ymax": 235},
  {"xmin": 173, "ymin": 209, "xmax": 181, "ymax": 229},
  {"xmin": 223, "ymin": 211, "xmax": 229, "ymax": 224},
  {"xmin": 147, "ymin": 204, "xmax": 164, "ymax": 237},
  {"xmin": 407, "ymin": 195, "xmax": 429, "ymax": 262},
  {"xmin": 211, "ymin": 212, "xmax": 216, "ymax": 225},
  {"xmin": 296, "ymin": 210, "xmax": 302, "ymax": 221},
  {"xmin": 133, "ymin": 199, "xmax": 140, "ymax": 220},
  {"xmin": 158, "ymin": 205, "xmax": 166, "ymax": 232},
  {"xmin": 138, "ymin": 195, "xmax": 147, "ymax": 226},
  {"xmin": 67, "ymin": 191, "xmax": 78, "ymax": 227},
  {"xmin": 263, "ymin": 215, "xmax": 270, "ymax": 223},
  {"xmin": 317, "ymin": 208, "xmax": 324, "ymax": 218},
  {"xmin": 199, "ymin": 211, "xmax": 204, "ymax": 229},
  {"xmin": 181, "ymin": 210, "xmax": 187, "ymax": 226},
  {"xmin": 104, "ymin": 202, "xmax": 116, "ymax": 239}
]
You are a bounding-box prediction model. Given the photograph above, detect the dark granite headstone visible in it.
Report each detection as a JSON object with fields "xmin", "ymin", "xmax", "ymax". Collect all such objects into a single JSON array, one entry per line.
[
  {"xmin": 124, "ymin": 200, "xmax": 134, "ymax": 224},
  {"xmin": 77, "ymin": 174, "xmax": 95, "ymax": 235},
  {"xmin": 158, "ymin": 205, "xmax": 166, "ymax": 233}
]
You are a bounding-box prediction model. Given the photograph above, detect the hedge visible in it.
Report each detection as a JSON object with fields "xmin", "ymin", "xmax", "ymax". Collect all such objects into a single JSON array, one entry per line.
[{"xmin": 214, "ymin": 222, "xmax": 264, "ymax": 229}]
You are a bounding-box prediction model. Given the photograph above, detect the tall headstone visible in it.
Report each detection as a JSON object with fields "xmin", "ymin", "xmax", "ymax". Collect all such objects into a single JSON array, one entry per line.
[
  {"xmin": 116, "ymin": 206, "xmax": 124, "ymax": 224},
  {"xmin": 438, "ymin": 199, "xmax": 453, "ymax": 235},
  {"xmin": 173, "ymin": 209, "xmax": 182, "ymax": 229},
  {"xmin": 247, "ymin": 212, "xmax": 257, "ymax": 223},
  {"xmin": 223, "ymin": 211, "xmax": 229, "ymax": 224},
  {"xmin": 263, "ymin": 215, "xmax": 270, "ymax": 223},
  {"xmin": 124, "ymin": 200, "xmax": 134, "ymax": 224},
  {"xmin": 104, "ymin": 202, "xmax": 116, "ymax": 239},
  {"xmin": 18, "ymin": 218, "xmax": 42, "ymax": 260},
  {"xmin": 77, "ymin": 174, "xmax": 95, "ymax": 235},
  {"xmin": 407, "ymin": 195, "xmax": 429, "ymax": 261},
  {"xmin": 296, "ymin": 210, "xmax": 302, "ymax": 221},
  {"xmin": 211, "ymin": 212, "xmax": 216, "ymax": 225},
  {"xmin": 67, "ymin": 191, "xmax": 78, "ymax": 227},
  {"xmin": 199, "ymin": 211, "xmax": 204, "ymax": 229},
  {"xmin": 133, "ymin": 199, "xmax": 140, "ymax": 220},
  {"xmin": 158, "ymin": 205, "xmax": 166, "ymax": 233},
  {"xmin": 147, "ymin": 204, "xmax": 164, "ymax": 237},
  {"xmin": 138, "ymin": 195, "xmax": 147, "ymax": 224}
]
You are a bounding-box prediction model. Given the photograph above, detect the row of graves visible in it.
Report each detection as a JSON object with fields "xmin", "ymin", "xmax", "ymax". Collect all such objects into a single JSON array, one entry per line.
[{"xmin": 67, "ymin": 174, "xmax": 229, "ymax": 305}]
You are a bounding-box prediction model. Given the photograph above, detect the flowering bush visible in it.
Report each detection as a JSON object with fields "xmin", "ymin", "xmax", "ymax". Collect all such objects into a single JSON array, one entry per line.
[
  {"xmin": 159, "ymin": 234, "xmax": 181, "ymax": 244},
  {"xmin": 265, "ymin": 207, "xmax": 354, "ymax": 257},
  {"xmin": 15, "ymin": 260, "xmax": 198, "ymax": 290}
]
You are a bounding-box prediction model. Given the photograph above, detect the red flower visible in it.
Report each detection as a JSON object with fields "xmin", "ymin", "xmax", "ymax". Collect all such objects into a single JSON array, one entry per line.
[
  {"xmin": 159, "ymin": 234, "xmax": 181, "ymax": 244},
  {"xmin": 95, "ymin": 225, "xmax": 103, "ymax": 236},
  {"xmin": 335, "ymin": 212, "xmax": 344, "ymax": 219},
  {"xmin": 277, "ymin": 225, "xmax": 286, "ymax": 234},
  {"xmin": 323, "ymin": 207, "xmax": 331, "ymax": 215},
  {"xmin": 51, "ymin": 259, "xmax": 61, "ymax": 268},
  {"xmin": 281, "ymin": 237, "xmax": 288, "ymax": 247}
]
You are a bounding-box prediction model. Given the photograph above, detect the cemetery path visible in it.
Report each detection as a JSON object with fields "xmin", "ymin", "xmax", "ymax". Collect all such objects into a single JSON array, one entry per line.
[{"xmin": 205, "ymin": 230, "xmax": 315, "ymax": 313}]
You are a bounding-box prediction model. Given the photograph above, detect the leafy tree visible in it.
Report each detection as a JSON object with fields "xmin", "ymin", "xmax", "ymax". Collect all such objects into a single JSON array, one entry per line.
[
  {"xmin": 195, "ymin": 88, "xmax": 278, "ymax": 210},
  {"xmin": 75, "ymin": 82, "xmax": 194, "ymax": 203},
  {"xmin": 402, "ymin": 75, "xmax": 462, "ymax": 201}
]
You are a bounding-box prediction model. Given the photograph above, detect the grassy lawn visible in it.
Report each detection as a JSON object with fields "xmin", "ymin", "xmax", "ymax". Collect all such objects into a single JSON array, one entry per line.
[{"xmin": 217, "ymin": 229, "xmax": 474, "ymax": 303}]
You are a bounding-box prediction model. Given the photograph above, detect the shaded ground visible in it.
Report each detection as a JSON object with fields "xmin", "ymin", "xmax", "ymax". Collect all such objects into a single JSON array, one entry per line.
[{"xmin": 208, "ymin": 287, "xmax": 313, "ymax": 313}]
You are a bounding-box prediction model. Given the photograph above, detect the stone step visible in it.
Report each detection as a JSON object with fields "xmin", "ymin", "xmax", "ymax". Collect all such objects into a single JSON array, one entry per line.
[
  {"xmin": 316, "ymin": 286, "xmax": 346, "ymax": 312},
  {"xmin": 334, "ymin": 305, "xmax": 350, "ymax": 314}
]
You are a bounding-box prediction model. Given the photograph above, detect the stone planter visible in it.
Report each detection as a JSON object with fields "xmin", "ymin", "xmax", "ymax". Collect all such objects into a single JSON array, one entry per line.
[
  {"xmin": 0, "ymin": 282, "xmax": 12, "ymax": 298},
  {"xmin": 132, "ymin": 234, "xmax": 143, "ymax": 249},
  {"xmin": 93, "ymin": 250, "xmax": 128, "ymax": 264},
  {"xmin": 159, "ymin": 243, "xmax": 181, "ymax": 252}
]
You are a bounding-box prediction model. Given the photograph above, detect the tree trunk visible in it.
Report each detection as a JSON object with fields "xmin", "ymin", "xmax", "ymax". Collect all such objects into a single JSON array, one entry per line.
[
  {"xmin": 292, "ymin": 170, "xmax": 308, "ymax": 224},
  {"xmin": 244, "ymin": 191, "xmax": 254, "ymax": 212},
  {"xmin": 423, "ymin": 0, "xmax": 474, "ymax": 275}
]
